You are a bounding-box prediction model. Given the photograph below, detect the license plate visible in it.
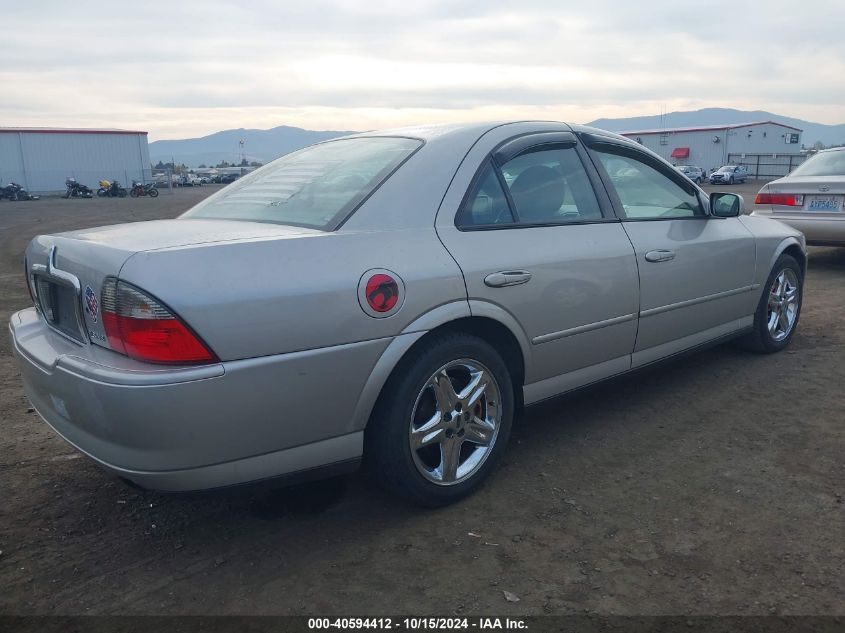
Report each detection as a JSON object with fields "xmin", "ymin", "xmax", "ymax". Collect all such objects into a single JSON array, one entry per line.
[
  {"xmin": 35, "ymin": 277, "xmax": 84, "ymax": 342},
  {"xmin": 807, "ymin": 195, "xmax": 842, "ymax": 212}
]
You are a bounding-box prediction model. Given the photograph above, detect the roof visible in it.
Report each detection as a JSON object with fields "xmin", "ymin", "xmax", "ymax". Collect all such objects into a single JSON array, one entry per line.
[
  {"xmin": 620, "ymin": 121, "xmax": 802, "ymax": 136},
  {"xmin": 0, "ymin": 127, "xmax": 148, "ymax": 135}
]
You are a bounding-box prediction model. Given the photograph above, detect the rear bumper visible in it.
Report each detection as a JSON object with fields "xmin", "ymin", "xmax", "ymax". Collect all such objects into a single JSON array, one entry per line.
[
  {"xmin": 10, "ymin": 308, "xmax": 389, "ymax": 491},
  {"xmin": 751, "ymin": 212, "xmax": 845, "ymax": 245}
]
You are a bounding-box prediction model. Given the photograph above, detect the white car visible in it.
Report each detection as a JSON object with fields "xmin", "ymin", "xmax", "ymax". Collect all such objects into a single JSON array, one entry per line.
[{"xmin": 752, "ymin": 147, "xmax": 845, "ymax": 246}]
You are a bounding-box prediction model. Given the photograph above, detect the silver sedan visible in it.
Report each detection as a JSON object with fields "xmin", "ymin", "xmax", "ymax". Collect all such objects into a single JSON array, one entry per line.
[
  {"xmin": 752, "ymin": 147, "xmax": 845, "ymax": 246},
  {"xmin": 10, "ymin": 121, "xmax": 806, "ymax": 506}
]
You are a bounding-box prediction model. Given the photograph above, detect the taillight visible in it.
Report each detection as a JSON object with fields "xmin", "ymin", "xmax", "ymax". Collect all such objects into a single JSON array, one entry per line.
[
  {"xmin": 100, "ymin": 278, "xmax": 216, "ymax": 364},
  {"xmin": 755, "ymin": 193, "xmax": 804, "ymax": 206}
]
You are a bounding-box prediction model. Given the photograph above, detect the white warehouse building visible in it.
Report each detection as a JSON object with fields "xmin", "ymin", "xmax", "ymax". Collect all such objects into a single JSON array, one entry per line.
[
  {"xmin": 620, "ymin": 121, "xmax": 804, "ymax": 179},
  {"xmin": 0, "ymin": 127, "xmax": 150, "ymax": 194}
]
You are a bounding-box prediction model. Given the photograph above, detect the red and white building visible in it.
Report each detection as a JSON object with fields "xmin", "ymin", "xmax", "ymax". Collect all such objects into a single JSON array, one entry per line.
[{"xmin": 620, "ymin": 121, "xmax": 804, "ymax": 178}]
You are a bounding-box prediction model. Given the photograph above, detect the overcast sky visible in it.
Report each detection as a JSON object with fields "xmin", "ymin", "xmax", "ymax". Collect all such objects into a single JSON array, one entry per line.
[{"xmin": 3, "ymin": 0, "xmax": 844, "ymax": 140}]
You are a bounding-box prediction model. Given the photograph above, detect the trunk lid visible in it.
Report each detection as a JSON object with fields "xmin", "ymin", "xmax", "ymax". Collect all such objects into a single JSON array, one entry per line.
[{"xmin": 25, "ymin": 219, "xmax": 320, "ymax": 351}]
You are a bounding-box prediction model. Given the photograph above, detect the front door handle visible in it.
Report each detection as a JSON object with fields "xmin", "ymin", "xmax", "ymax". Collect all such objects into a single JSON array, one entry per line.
[
  {"xmin": 484, "ymin": 270, "xmax": 533, "ymax": 288},
  {"xmin": 644, "ymin": 250, "xmax": 676, "ymax": 263}
]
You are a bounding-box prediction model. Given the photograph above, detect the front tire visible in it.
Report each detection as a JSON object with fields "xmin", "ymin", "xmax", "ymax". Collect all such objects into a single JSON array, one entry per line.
[
  {"xmin": 739, "ymin": 254, "xmax": 803, "ymax": 353},
  {"xmin": 149, "ymin": 188, "xmax": 159, "ymax": 198},
  {"xmin": 366, "ymin": 332, "xmax": 514, "ymax": 507}
]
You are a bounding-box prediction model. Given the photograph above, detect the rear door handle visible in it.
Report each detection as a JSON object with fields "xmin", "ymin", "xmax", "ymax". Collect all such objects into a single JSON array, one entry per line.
[
  {"xmin": 484, "ymin": 270, "xmax": 533, "ymax": 288},
  {"xmin": 644, "ymin": 250, "xmax": 676, "ymax": 263}
]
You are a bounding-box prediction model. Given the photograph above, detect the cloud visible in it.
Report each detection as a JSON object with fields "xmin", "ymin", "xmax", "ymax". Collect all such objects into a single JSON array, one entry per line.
[{"xmin": 2, "ymin": 0, "xmax": 843, "ymax": 139}]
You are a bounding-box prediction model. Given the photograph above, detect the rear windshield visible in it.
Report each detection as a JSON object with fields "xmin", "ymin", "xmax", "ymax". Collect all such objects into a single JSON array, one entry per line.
[
  {"xmin": 182, "ymin": 137, "xmax": 422, "ymax": 230},
  {"xmin": 790, "ymin": 151, "xmax": 845, "ymax": 177}
]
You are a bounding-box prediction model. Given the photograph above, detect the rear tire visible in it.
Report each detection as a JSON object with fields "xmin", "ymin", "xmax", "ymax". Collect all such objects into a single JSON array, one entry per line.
[
  {"xmin": 738, "ymin": 254, "xmax": 803, "ymax": 353},
  {"xmin": 366, "ymin": 332, "xmax": 514, "ymax": 507}
]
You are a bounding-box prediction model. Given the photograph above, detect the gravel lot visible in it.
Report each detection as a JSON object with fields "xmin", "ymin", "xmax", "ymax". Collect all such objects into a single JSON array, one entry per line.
[{"xmin": 1, "ymin": 182, "xmax": 843, "ymax": 616}]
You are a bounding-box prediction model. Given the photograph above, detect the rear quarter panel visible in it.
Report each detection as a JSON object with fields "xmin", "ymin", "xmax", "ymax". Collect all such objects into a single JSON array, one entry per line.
[{"xmin": 118, "ymin": 228, "xmax": 467, "ymax": 361}]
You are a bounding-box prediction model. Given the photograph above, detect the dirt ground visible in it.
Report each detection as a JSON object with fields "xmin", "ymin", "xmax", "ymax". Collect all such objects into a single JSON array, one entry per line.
[{"xmin": 0, "ymin": 183, "xmax": 843, "ymax": 616}]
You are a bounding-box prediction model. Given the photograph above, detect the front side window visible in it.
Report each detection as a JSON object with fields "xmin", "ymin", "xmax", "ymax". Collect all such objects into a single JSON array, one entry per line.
[
  {"xmin": 182, "ymin": 137, "xmax": 421, "ymax": 230},
  {"xmin": 594, "ymin": 148, "xmax": 704, "ymax": 219}
]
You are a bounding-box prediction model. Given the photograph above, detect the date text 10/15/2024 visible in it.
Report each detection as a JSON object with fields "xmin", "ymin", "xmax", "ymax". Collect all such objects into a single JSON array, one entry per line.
[{"xmin": 307, "ymin": 618, "xmax": 528, "ymax": 630}]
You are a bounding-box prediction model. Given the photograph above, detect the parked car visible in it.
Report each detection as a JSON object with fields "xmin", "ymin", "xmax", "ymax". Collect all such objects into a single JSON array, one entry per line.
[
  {"xmin": 11, "ymin": 122, "xmax": 806, "ymax": 506},
  {"xmin": 675, "ymin": 165, "xmax": 704, "ymax": 184},
  {"xmin": 219, "ymin": 173, "xmax": 239, "ymax": 184},
  {"xmin": 709, "ymin": 165, "xmax": 748, "ymax": 184},
  {"xmin": 752, "ymin": 146, "xmax": 845, "ymax": 246},
  {"xmin": 154, "ymin": 175, "xmax": 179, "ymax": 188},
  {"xmin": 180, "ymin": 174, "xmax": 203, "ymax": 187}
]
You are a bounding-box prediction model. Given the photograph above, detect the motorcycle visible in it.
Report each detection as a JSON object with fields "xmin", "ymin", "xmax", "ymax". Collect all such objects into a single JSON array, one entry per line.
[
  {"xmin": 1, "ymin": 182, "xmax": 39, "ymax": 201},
  {"xmin": 129, "ymin": 181, "xmax": 159, "ymax": 198},
  {"xmin": 97, "ymin": 179, "xmax": 127, "ymax": 198},
  {"xmin": 64, "ymin": 178, "xmax": 93, "ymax": 198}
]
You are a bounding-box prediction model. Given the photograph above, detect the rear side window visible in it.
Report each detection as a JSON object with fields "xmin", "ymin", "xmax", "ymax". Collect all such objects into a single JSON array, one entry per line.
[
  {"xmin": 593, "ymin": 147, "xmax": 704, "ymax": 219},
  {"xmin": 182, "ymin": 137, "xmax": 422, "ymax": 230},
  {"xmin": 458, "ymin": 145, "xmax": 602, "ymax": 228},
  {"xmin": 456, "ymin": 162, "xmax": 515, "ymax": 227},
  {"xmin": 501, "ymin": 147, "xmax": 602, "ymax": 224}
]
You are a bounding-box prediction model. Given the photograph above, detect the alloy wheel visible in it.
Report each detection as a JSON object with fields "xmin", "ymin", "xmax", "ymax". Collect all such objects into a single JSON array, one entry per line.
[
  {"xmin": 409, "ymin": 359, "xmax": 502, "ymax": 486},
  {"xmin": 767, "ymin": 268, "xmax": 799, "ymax": 341}
]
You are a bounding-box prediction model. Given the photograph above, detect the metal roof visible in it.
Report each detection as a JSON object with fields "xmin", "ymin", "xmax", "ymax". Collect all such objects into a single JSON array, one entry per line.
[
  {"xmin": 621, "ymin": 121, "xmax": 802, "ymax": 136},
  {"xmin": 0, "ymin": 127, "xmax": 147, "ymax": 135}
]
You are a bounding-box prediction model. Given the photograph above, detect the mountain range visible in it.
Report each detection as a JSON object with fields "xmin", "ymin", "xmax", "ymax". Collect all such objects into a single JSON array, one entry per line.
[
  {"xmin": 149, "ymin": 108, "xmax": 845, "ymax": 167},
  {"xmin": 149, "ymin": 125, "xmax": 355, "ymax": 168}
]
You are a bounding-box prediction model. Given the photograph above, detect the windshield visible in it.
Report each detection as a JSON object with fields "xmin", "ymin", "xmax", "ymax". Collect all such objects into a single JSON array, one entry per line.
[
  {"xmin": 182, "ymin": 137, "xmax": 422, "ymax": 230},
  {"xmin": 677, "ymin": 166, "xmax": 690, "ymax": 172},
  {"xmin": 716, "ymin": 166, "xmax": 734, "ymax": 173},
  {"xmin": 790, "ymin": 151, "xmax": 845, "ymax": 177}
]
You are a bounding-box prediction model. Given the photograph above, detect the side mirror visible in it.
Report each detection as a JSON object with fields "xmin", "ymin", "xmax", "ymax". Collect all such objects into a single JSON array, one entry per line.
[{"xmin": 710, "ymin": 192, "xmax": 744, "ymax": 217}]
